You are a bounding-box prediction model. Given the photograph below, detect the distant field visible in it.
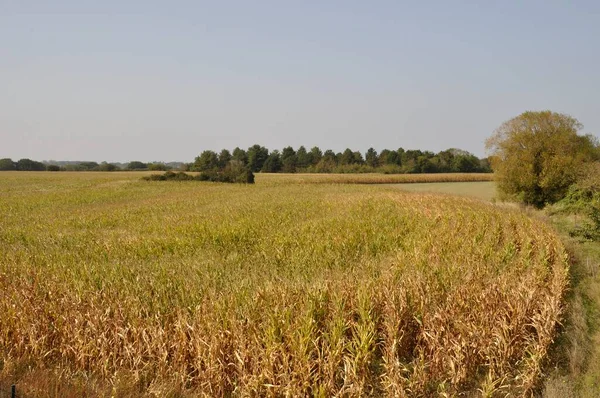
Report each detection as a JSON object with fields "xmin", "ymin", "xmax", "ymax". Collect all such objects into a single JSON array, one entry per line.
[
  {"xmin": 392, "ymin": 181, "xmax": 497, "ymax": 202},
  {"xmin": 255, "ymin": 172, "xmax": 494, "ymax": 185},
  {"xmin": 0, "ymin": 172, "xmax": 567, "ymax": 396}
]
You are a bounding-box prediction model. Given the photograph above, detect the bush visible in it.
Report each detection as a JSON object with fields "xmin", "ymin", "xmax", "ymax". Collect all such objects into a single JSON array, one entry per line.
[
  {"xmin": 553, "ymin": 162, "xmax": 600, "ymax": 241},
  {"xmin": 46, "ymin": 165, "xmax": 61, "ymax": 171},
  {"xmin": 143, "ymin": 164, "xmax": 254, "ymax": 184}
]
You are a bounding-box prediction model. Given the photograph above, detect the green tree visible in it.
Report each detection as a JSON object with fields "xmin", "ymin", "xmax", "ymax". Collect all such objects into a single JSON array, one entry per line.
[
  {"xmin": 262, "ymin": 150, "xmax": 282, "ymax": 172},
  {"xmin": 340, "ymin": 148, "xmax": 354, "ymax": 165},
  {"xmin": 98, "ymin": 162, "xmax": 118, "ymax": 171},
  {"xmin": 16, "ymin": 158, "xmax": 45, "ymax": 171},
  {"xmin": 194, "ymin": 150, "xmax": 219, "ymax": 171},
  {"xmin": 247, "ymin": 145, "xmax": 269, "ymax": 172},
  {"xmin": 296, "ymin": 146, "xmax": 310, "ymax": 169},
  {"xmin": 323, "ymin": 150, "xmax": 337, "ymax": 163},
  {"xmin": 365, "ymin": 147, "xmax": 379, "ymax": 167},
  {"xmin": 281, "ymin": 146, "xmax": 297, "ymax": 173},
  {"xmin": 148, "ymin": 163, "xmax": 169, "ymax": 171},
  {"xmin": 0, "ymin": 158, "xmax": 16, "ymax": 170},
  {"xmin": 79, "ymin": 161, "xmax": 100, "ymax": 170},
  {"xmin": 309, "ymin": 146, "xmax": 323, "ymax": 165},
  {"xmin": 127, "ymin": 161, "xmax": 148, "ymax": 170},
  {"xmin": 46, "ymin": 164, "xmax": 61, "ymax": 171},
  {"xmin": 232, "ymin": 147, "xmax": 248, "ymax": 164},
  {"xmin": 218, "ymin": 149, "xmax": 232, "ymax": 169},
  {"xmin": 486, "ymin": 111, "xmax": 598, "ymax": 207}
]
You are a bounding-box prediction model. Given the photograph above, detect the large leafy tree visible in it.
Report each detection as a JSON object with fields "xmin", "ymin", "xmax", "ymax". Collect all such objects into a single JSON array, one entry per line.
[{"xmin": 486, "ymin": 111, "xmax": 598, "ymax": 207}]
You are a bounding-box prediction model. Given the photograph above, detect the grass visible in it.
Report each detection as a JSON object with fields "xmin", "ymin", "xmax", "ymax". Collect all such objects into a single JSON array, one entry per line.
[
  {"xmin": 0, "ymin": 172, "xmax": 568, "ymax": 396},
  {"xmin": 540, "ymin": 213, "xmax": 600, "ymax": 397}
]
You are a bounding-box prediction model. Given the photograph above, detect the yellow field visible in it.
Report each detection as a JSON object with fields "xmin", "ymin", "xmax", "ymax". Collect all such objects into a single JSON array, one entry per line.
[
  {"xmin": 256, "ymin": 172, "xmax": 494, "ymax": 185},
  {"xmin": 0, "ymin": 172, "xmax": 567, "ymax": 396}
]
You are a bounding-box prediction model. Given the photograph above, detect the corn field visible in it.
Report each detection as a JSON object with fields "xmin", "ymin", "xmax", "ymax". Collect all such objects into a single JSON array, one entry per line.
[{"xmin": 0, "ymin": 172, "xmax": 567, "ymax": 397}]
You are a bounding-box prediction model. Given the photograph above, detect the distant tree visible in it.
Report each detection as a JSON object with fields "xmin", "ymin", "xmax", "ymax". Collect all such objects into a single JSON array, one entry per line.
[
  {"xmin": 247, "ymin": 145, "xmax": 269, "ymax": 172},
  {"xmin": 232, "ymin": 147, "xmax": 248, "ymax": 164},
  {"xmin": 452, "ymin": 154, "xmax": 480, "ymax": 173},
  {"xmin": 340, "ymin": 148, "xmax": 355, "ymax": 165},
  {"xmin": 222, "ymin": 160, "xmax": 255, "ymax": 183},
  {"xmin": 378, "ymin": 149, "xmax": 390, "ymax": 165},
  {"xmin": 309, "ymin": 146, "xmax": 323, "ymax": 165},
  {"xmin": 365, "ymin": 147, "xmax": 379, "ymax": 167},
  {"xmin": 194, "ymin": 150, "xmax": 219, "ymax": 171},
  {"xmin": 352, "ymin": 151, "xmax": 364, "ymax": 165},
  {"xmin": 127, "ymin": 161, "xmax": 148, "ymax": 170},
  {"xmin": 79, "ymin": 161, "xmax": 99, "ymax": 170},
  {"xmin": 486, "ymin": 110, "xmax": 598, "ymax": 207},
  {"xmin": 417, "ymin": 156, "xmax": 438, "ymax": 173},
  {"xmin": 323, "ymin": 150, "xmax": 337, "ymax": 163},
  {"xmin": 148, "ymin": 163, "xmax": 169, "ymax": 171},
  {"xmin": 46, "ymin": 164, "xmax": 61, "ymax": 171},
  {"xmin": 281, "ymin": 146, "xmax": 297, "ymax": 173},
  {"xmin": 16, "ymin": 158, "xmax": 45, "ymax": 171},
  {"xmin": 262, "ymin": 150, "xmax": 282, "ymax": 172},
  {"xmin": 397, "ymin": 148, "xmax": 406, "ymax": 166},
  {"xmin": 0, "ymin": 158, "xmax": 16, "ymax": 170},
  {"xmin": 98, "ymin": 162, "xmax": 118, "ymax": 171},
  {"xmin": 296, "ymin": 146, "xmax": 310, "ymax": 169},
  {"xmin": 218, "ymin": 149, "xmax": 232, "ymax": 169}
]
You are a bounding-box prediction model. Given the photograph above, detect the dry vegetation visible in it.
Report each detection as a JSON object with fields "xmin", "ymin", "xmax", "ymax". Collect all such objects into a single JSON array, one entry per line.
[{"xmin": 0, "ymin": 172, "xmax": 567, "ymax": 397}]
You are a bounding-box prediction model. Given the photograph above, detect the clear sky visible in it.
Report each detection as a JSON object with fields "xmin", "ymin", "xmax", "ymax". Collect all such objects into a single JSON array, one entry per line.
[{"xmin": 1, "ymin": 1, "xmax": 599, "ymax": 162}]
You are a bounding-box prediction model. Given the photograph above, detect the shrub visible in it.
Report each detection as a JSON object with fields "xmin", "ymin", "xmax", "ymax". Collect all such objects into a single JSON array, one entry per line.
[{"xmin": 143, "ymin": 163, "xmax": 254, "ymax": 184}]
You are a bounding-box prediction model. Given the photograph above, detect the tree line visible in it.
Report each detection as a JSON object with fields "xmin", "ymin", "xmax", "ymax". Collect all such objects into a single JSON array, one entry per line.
[
  {"xmin": 190, "ymin": 146, "xmax": 491, "ymax": 174},
  {"xmin": 0, "ymin": 147, "xmax": 491, "ymax": 174},
  {"xmin": 0, "ymin": 159, "xmax": 177, "ymax": 172}
]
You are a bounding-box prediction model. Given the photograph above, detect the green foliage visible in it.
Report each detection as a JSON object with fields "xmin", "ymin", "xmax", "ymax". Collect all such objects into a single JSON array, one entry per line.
[
  {"xmin": 148, "ymin": 163, "xmax": 169, "ymax": 171},
  {"xmin": 79, "ymin": 161, "xmax": 100, "ymax": 170},
  {"xmin": 218, "ymin": 149, "xmax": 232, "ymax": 169},
  {"xmin": 281, "ymin": 146, "xmax": 297, "ymax": 173},
  {"xmin": 365, "ymin": 147, "xmax": 378, "ymax": 167},
  {"xmin": 127, "ymin": 161, "xmax": 148, "ymax": 170},
  {"xmin": 16, "ymin": 158, "xmax": 45, "ymax": 171},
  {"xmin": 309, "ymin": 146, "xmax": 323, "ymax": 165},
  {"xmin": 262, "ymin": 150, "xmax": 282, "ymax": 173},
  {"xmin": 232, "ymin": 147, "xmax": 248, "ymax": 164},
  {"xmin": 486, "ymin": 111, "xmax": 598, "ymax": 208},
  {"xmin": 0, "ymin": 158, "xmax": 16, "ymax": 170},
  {"xmin": 193, "ymin": 150, "xmax": 219, "ymax": 171},
  {"xmin": 554, "ymin": 163, "xmax": 600, "ymax": 241},
  {"xmin": 97, "ymin": 162, "xmax": 118, "ymax": 171},
  {"xmin": 46, "ymin": 164, "xmax": 61, "ymax": 171},
  {"xmin": 296, "ymin": 146, "xmax": 310, "ymax": 168},
  {"xmin": 247, "ymin": 145, "xmax": 269, "ymax": 172},
  {"xmin": 145, "ymin": 161, "xmax": 254, "ymax": 184}
]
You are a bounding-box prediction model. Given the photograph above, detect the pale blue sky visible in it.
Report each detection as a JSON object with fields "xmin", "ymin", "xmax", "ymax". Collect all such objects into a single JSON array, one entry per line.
[{"xmin": 1, "ymin": 1, "xmax": 599, "ymax": 162}]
